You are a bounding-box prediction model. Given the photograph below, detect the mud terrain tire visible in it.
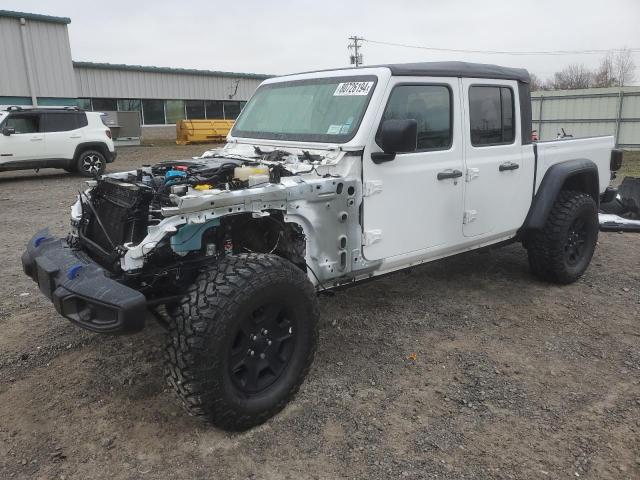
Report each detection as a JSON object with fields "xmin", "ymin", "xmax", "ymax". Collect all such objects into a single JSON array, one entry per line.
[
  {"xmin": 526, "ymin": 190, "xmax": 598, "ymax": 284},
  {"xmin": 164, "ymin": 253, "xmax": 319, "ymax": 431}
]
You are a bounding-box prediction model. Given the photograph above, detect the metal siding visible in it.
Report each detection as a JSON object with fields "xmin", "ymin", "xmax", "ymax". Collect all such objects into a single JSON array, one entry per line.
[
  {"xmin": 25, "ymin": 19, "xmax": 76, "ymax": 97},
  {"xmin": 619, "ymin": 122, "xmax": 640, "ymax": 146},
  {"xmin": 0, "ymin": 17, "xmax": 30, "ymax": 96},
  {"xmin": 621, "ymin": 93, "xmax": 640, "ymax": 118},
  {"xmin": 73, "ymin": 66, "xmax": 263, "ymax": 101},
  {"xmin": 532, "ymin": 87, "xmax": 640, "ymax": 146}
]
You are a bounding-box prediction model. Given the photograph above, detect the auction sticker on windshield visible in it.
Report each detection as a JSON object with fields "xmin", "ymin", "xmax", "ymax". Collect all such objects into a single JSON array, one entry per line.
[{"xmin": 334, "ymin": 81, "xmax": 374, "ymax": 96}]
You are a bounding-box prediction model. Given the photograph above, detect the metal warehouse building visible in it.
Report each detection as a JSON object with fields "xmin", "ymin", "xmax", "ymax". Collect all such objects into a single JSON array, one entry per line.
[{"xmin": 0, "ymin": 10, "xmax": 269, "ymax": 141}]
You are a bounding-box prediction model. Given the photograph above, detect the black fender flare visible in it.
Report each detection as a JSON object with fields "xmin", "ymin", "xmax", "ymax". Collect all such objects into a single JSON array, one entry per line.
[
  {"xmin": 521, "ymin": 158, "xmax": 599, "ymax": 232},
  {"xmin": 73, "ymin": 142, "xmax": 112, "ymax": 162}
]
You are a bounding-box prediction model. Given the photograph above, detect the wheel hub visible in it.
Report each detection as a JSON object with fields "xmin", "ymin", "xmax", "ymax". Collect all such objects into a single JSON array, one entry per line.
[
  {"xmin": 82, "ymin": 154, "xmax": 103, "ymax": 174},
  {"xmin": 564, "ymin": 218, "xmax": 587, "ymax": 266},
  {"xmin": 228, "ymin": 303, "xmax": 296, "ymax": 394}
]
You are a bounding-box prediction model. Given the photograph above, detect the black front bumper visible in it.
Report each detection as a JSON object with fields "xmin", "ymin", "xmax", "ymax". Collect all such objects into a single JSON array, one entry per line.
[{"xmin": 22, "ymin": 230, "xmax": 146, "ymax": 334}]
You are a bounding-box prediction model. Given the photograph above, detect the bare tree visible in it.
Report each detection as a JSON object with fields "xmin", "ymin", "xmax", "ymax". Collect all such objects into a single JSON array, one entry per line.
[
  {"xmin": 551, "ymin": 64, "xmax": 593, "ymax": 90},
  {"xmin": 593, "ymin": 52, "xmax": 616, "ymax": 88},
  {"xmin": 529, "ymin": 73, "xmax": 547, "ymax": 91},
  {"xmin": 613, "ymin": 47, "xmax": 636, "ymax": 86}
]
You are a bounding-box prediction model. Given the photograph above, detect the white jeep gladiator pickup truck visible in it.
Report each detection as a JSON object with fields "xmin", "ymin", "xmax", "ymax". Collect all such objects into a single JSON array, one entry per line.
[{"xmin": 22, "ymin": 62, "xmax": 623, "ymax": 430}]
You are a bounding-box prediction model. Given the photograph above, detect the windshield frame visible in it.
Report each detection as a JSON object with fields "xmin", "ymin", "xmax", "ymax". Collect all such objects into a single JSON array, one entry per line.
[{"xmin": 231, "ymin": 75, "xmax": 378, "ymax": 144}]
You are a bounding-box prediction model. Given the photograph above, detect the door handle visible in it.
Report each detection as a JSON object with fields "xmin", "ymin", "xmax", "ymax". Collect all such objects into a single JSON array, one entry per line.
[
  {"xmin": 70, "ymin": 134, "xmax": 82, "ymax": 138},
  {"xmin": 30, "ymin": 137, "xmax": 43, "ymax": 142},
  {"xmin": 499, "ymin": 162, "xmax": 519, "ymax": 172},
  {"xmin": 437, "ymin": 169, "xmax": 463, "ymax": 180}
]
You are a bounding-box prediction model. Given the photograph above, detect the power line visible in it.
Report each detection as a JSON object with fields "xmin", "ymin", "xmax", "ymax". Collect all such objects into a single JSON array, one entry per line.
[{"xmin": 363, "ymin": 38, "xmax": 640, "ymax": 56}]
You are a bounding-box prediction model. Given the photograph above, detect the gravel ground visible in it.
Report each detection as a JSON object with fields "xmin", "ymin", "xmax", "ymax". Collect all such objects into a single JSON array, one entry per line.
[{"xmin": 0, "ymin": 145, "xmax": 638, "ymax": 480}]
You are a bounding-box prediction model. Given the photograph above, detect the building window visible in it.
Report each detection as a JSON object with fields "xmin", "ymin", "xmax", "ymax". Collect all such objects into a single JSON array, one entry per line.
[
  {"xmin": 185, "ymin": 100, "xmax": 205, "ymax": 119},
  {"xmin": 91, "ymin": 98, "xmax": 118, "ymax": 112},
  {"xmin": 223, "ymin": 101, "xmax": 244, "ymax": 120},
  {"xmin": 77, "ymin": 98, "xmax": 92, "ymax": 110},
  {"xmin": 378, "ymin": 85, "xmax": 452, "ymax": 151},
  {"xmin": 117, "ymin": 99, "xmax": 141, "ymax": 111},
  {"xmin": 165, "ymin": 100, "xmax": 185, "ymax": 124},
  {"xmin": 37, "ymin": 98, "xmax": 78, "ymax": 107},
  {"xmin": 469, "ymin": 86, "xmax": 515, "ymax": 146},
  {"xmin": 205, "ymin": 100, "xmax": 224, "ymax": 119},
  {"xmin": 141, "ymin": 100, "xmax": 165, "ymax": 125},
  {"xmin": 0, "ymin": 96, "xmax": 32, "ymax": 106}
]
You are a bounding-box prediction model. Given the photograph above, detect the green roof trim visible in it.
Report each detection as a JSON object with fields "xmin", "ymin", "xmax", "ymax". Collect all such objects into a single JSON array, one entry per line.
[
  {"xmin": 0, "ymin": 10, "xmax": 71, "ymax": 24},
  {"xmin": 72, "ymin": 61, "xmax": 272, "ymax": 80}
]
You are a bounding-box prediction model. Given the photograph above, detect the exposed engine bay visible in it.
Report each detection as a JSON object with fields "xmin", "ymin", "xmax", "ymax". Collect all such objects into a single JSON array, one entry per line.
[{"xmin": 70, "ymin": 144, "xmax": 369, "ymax": 295}]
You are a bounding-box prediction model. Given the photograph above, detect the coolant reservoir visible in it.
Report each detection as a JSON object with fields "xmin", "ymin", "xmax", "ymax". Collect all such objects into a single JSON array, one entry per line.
[{"xmin": 234, "ymin": 165, "xmax": 269, "ymax": 181}]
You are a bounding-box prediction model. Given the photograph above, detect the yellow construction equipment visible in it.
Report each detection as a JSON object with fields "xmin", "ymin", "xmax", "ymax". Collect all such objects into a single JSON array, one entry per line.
[{"xmin": 176, "ymin": 119, "xmax": 235, "ymax": 145}]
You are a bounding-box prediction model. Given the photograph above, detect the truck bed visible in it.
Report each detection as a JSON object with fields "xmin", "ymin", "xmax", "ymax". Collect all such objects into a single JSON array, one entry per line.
[{"xmin": 534, "ymin": 136, "xmax": 614, "ymax": 195}]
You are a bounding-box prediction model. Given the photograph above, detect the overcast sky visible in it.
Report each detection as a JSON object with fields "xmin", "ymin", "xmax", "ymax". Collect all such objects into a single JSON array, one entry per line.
[{"xmin": 5, "ymin": 0, "xmax": 640, "ymax": 82}]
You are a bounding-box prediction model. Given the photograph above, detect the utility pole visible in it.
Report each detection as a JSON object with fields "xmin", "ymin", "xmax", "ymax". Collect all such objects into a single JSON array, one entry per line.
[{"xmin": 348, "ymin": 36, "xmax": 364, "ymax": 67}]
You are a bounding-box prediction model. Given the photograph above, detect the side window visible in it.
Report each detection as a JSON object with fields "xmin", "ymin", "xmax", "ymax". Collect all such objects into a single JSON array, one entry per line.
[
  {"xmin": 76, "ymin": 112, "xmax": 88, "ymax": 128},
  {"xmin": 377, "ymin": 85, "xmax": 452, "ymax": 151},
  {"xmin": 5, "ymin": 113, "xmax": 40, "ymax": 134},
  {"xmin": 469, "ymin": 86, "xmax": 515, "ymax": 146},
  {"xmin": 43, "ymin": 113, "xmax": 81, "ymax": 132}
]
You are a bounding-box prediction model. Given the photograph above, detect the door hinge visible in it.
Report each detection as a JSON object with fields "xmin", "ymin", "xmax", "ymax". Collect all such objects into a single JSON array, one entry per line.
[
  {"xmin": 363, "ymin": 229, "xmax": 383, "ymax": 246},
  {"xmin": 466, "ymin": 168, "xmax": 480, "ymax": 182},
  {"xmin": 463, "ymin": 210, "xmax": 477, "ymax": 224},
  {"xmin": 363, "ymin": 180, "xmax": 383, "ymax": 197}
]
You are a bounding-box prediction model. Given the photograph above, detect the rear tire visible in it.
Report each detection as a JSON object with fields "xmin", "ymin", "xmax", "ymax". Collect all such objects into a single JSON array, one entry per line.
[
  {"xmin": 526, "ymin": 190, "xmax": 598, "ymax": 284},
  {"xmin": 163, "ymin": 253, "xmax": 319, "ymax": 431},
  {"xmin": 76, "ymin": 150, "xmax": 106, "ymax": 177}
]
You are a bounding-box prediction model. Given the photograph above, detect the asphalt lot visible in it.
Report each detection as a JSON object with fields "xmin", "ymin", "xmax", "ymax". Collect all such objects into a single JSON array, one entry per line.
[{"xmin": 0, "ymin": 145, "xmax": 638, "ymax": 480}]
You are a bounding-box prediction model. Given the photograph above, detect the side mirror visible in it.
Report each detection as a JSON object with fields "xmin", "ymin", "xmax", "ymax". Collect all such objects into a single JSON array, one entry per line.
[
  {"xmin": 372, "ymin": 119, "xmax": 417, "ymax": 163},
  {"xmin": 2, "ymin": 127, "xmax": 15, "ymax": 136}
]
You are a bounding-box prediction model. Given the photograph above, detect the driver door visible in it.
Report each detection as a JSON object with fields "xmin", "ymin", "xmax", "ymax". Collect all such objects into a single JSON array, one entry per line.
[
  {"xmin": 362, "ymin": 78, "xmax": 465, "ymax": 261},
  {"xmin": 0, "ymin": 112, "xmax": 45, "ymax": 164}
]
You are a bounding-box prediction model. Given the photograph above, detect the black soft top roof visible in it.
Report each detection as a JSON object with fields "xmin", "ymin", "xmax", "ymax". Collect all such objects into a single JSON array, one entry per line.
[
  {"xmin": 378, "ymin": 62, "xmax": 530, "ymax": 83},
  {"xmin": 284, "ymin": 61, "xmax": 530, "ymax": 84}
]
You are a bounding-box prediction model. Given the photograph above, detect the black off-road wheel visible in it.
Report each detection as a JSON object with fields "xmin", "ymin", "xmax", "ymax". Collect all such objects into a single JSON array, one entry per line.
[
  {"xmin": 163, "ymin": 253, "xmax": 319, "ymax": 431},
  {"xmin": 76, "ymin": 150, "xmax": 106, "ymax": 177},
  {"xmin": 526, "ymin": 190, "xmax": 598, "ymax": 284}
]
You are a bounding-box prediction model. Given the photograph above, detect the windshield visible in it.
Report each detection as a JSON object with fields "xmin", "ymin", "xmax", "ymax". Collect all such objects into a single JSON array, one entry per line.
[{"xmin": 231, "ymin": 76, "xmax": 377, "ymax": 143}]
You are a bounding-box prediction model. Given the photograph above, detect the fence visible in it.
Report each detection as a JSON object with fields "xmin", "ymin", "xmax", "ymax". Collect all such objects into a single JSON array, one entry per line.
[{"xmin": 531, "ymin": 86, "xmax": 640, "ymax": 149}]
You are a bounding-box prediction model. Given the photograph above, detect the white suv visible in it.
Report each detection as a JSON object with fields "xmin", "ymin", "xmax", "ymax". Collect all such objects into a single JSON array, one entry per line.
[{"xmin": 0, "ymin": 107, "xmax": 116, "ymax": 176}]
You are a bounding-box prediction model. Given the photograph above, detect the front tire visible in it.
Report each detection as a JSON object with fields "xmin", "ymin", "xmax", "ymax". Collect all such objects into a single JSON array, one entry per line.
[
  {"xmin": 76, "ymin": 150, "xmax": 106, "ymax": 177},
  {"xmin": 526, "ymin": 190, "xmax": 598, "ymax": 284},
  {"xmin": 163, "ymin": 254, "xmax": 319, "ymax": 431}
]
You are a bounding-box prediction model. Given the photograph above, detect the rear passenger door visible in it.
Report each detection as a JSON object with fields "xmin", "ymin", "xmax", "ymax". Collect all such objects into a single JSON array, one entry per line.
[
  {"xmin": 461, "ymin": 79, "xmax": 533, "ymax": 238},
  {"xmin": 42, "ymin": 112, "xmax": 86, "ymax": 159},
  {"xmin": 0, "ymin": 112, "xmax": 45, "ymax": 163}
]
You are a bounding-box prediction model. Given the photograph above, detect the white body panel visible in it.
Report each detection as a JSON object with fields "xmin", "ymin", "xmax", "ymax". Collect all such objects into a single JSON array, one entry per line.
[
  {"xmin": 534, "ymin": 136, "xmax": 613, "ymax": 194},
  {"xmin": 44, "ymin": 126, "xmax": 84, "ymax": 159},
  {"xmin": 0, "ymin": 130, "xmax": 45, "ymax": 162}
]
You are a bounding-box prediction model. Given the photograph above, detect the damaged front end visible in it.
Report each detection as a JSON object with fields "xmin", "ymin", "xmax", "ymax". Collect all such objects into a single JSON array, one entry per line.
[{"xmin": 23, "ymin": 144, "xmax": 367, "ymax": 333}]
